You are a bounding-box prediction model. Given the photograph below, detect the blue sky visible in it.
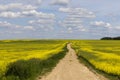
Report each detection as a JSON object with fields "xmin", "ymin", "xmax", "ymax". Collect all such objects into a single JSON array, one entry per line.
[{"xmin": 0, "ymin": 0, "xmax": 120, "ymax": 39}]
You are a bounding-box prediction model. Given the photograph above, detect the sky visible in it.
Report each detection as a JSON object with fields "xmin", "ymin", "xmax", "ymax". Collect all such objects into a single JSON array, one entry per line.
[{"xmin": 0, "ymin": 0, "xmax": 120, "ymax": 39}]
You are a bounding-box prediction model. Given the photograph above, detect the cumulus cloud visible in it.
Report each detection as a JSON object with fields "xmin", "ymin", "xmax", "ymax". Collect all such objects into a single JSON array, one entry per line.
[
  {"xmin": 67, "ymin": 27, "xmax": 73, "ymax": 33},
  {"xmin": 59, "ymin": 7, "xmax": 95, "ymax": 18},
  {"xmin": 0, "ymin": 21, "xmax": 13, "ymax": 27},
  {"xmin": 0, "ymin": 2, "xmax": 56, "ymax": 19},
  {"xmin": 0, "ymin": 3, "xmax": 37, "ymax": 11},
  {"xmin": 28, "ymin": 19, "xmax": 55, "ymax": 31},
  {"xmin": 90, "ymin": 21, "xmax": 112, "ymax": 28},
  {"xmin": 0, "ymin": 12, "xmax": 21, "ymax": 18},
  {"xmin": 52, "ymin": 0, "xmax": 70, "ymax": 6},
  {"xmin": 0, "ymin": 10, "xmax": 55, "ymax": 18},
  {"xmin": 59, "ymin": 19, "xmax": 87, "ymax": 33},
  {"xmin": 16, "ymin": 0, "xmax": 42, "ymax": 5},
  {"xmin": 23, "ymin": 26, "xmax": 35, "ymax": 31},
  {"xmin": 115, "ymin": 26, "xmax": 120, "ymax": 30},
  {"xmin": 37, "ymin": 0, "xmax": 42, "ymax": 4},
  {"xmin": 77, "ymin": 26, "xmax": 87, "ymax": 32},
  {"xmin": 0, "ymin": 0, "xmax": 43, "ymax": 5},
  {"xmin": 0, "ymin": 1, "xmax": 56, "ymax": 32},
  {"xmin": 21, "ymin": 10, "xmax": 55, "ymax": 19},
  {"xmin": 0, "ymin": 21, "xmax": 35, "ymax": 31},
  {"xmin": 29, "ymin": 19, "xmax": 55, "ymax": 24},
  {"xmin": 89, "ymin": 21, "xmax": 120, "ymax": 37},
  {"xmin": 59, "ymin": 7, "xmax": 94, "ymax": 33}
]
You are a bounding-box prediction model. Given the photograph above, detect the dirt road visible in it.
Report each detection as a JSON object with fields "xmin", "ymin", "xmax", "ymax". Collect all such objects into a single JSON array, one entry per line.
[{"xmin": 37, "ymin": 44, "xmax": 108, "ymax": 80}]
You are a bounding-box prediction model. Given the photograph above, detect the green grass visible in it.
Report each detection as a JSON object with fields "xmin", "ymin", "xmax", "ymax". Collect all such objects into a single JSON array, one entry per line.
[
  {"xmin": 0, "ymin": 40, "xmax": 67, "ymax": 80},
  {"xmin": 72, "ymin": 40, "xmax": 120, "ymax": 80}
]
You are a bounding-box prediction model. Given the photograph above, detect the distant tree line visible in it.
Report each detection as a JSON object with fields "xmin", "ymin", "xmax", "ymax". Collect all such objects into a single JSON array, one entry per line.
[{"xmin": 101, "ymin": 36, "xmax": 120, "ymax": 40}]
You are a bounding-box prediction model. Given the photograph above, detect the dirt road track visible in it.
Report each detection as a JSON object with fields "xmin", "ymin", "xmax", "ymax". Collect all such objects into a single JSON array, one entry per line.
[{"xmin": 37, "ymin": 44, "xmax": 108, "ymax": 80}]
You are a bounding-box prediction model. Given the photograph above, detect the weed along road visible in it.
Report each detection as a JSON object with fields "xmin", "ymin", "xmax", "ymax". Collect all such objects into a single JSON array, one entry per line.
[{"xmin": 37, "ymin": 43, "xmax": 108, "ymax": 80}]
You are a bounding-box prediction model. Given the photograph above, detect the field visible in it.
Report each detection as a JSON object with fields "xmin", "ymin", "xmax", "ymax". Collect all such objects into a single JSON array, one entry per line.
[
  {"xmin": 1, "ymin": 40, "xmax": 120, "ymax": 80},
  {"xmin": 0, "ymin": 40, "xmax": 67, "ymax": 80},
  {"xmin": 72, "ymin": 40, "xmax": 120, "ymax": 79}
]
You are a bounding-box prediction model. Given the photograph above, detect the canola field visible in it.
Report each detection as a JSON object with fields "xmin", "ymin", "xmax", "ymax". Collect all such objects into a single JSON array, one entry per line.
[
  {"xmin": 1, "ymin": 40, "xmax": 120, "ymax": 80},
  {"xmin": 0, "ymin": 40, "xmax": 66, "ymax": 80},
  {"xmin": 72, "ymin": 40, "xmax": 120, "ymax": 77}
]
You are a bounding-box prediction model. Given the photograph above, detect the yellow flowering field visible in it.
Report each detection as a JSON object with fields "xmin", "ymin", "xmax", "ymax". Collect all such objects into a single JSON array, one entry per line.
[
  {"xmin": 72, "ymin": 40, "xmax": 120, "ymax": 76},
  {"xmin": 0, "ymin": 40, "xmax": 66, "ymax": 79}
]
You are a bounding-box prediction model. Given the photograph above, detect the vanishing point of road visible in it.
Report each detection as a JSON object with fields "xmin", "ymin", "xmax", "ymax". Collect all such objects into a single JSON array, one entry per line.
[{"xmin": 37, "ymin": 44, "xmax": 108, "ymax": 80}]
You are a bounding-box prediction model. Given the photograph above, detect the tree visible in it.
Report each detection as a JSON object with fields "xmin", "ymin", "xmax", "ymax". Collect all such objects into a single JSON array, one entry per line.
[
  {"xmin": 101, "ymin": 36, "xmax": 120, "ymax": 40},
  {"xmin": 113, "ymin": 37, "xmax": 120, "ymax": 40},
  {"xmin": 101, "ymin": 37, "xmax": 112, "ymax": 40}
]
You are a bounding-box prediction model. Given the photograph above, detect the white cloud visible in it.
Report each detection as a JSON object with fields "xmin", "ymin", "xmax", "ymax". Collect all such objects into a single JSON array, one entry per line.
[
  {"xmin": 37, "ymin": 0, "xmax": 42, "ymax": 4},
  {"xmin": 21, "ymin": 10, "xmax": 55, "ymax": 19},
  {"xmin": 0, "ymin": 3, "xmax": 37, "ymax": 11},
  {"xmin": 28, "ymin": 19, "xmax": 55, "ymax": 31},
  {"xmin": 113, "ymin": 26, "xmax": 120, "ymax": 30},
  {"xmin": 63, "ymin": 20, "xmax": 82, "ymax": 24},
  {"xmin": 67, "ymin": 27, "xmax": 73, "ymax": 33},
  {"xmin": 23, "ymin": 26, "xmax": 35, "ymax": 31},
  {"xmin": 77, "ymin": 26, "xmax": 87, "ymax": 32},
  {"xmin": 90, "ymin": 21, "xmax": 112, "ymax": 28},
  {"xmin": 0, "ymin": 21, "xmax": 13, "ymax": 27},
  {"xmin": 52, "ymin": 0, "xmax": 70, "ymax": 6},
  {"xmin": 0, "ymin": 21, "xmax": 35, "ymax": 31},
  {"xmin": 59, "ymin": 7, "xmax": 71, "ymax": 12},
  {"xmin": 29, "ymin": 19, "xmax": 55, "ymax": 24},
  {"xmin": 0, "ymin": 12, "xmax": 21, "ymax": 18},
  {"xmin": 59, "ymin": 19, "xmax": 87, "ymax": 33},
  {"xmin": 89, "ymin": 21, "xmax": 120, "ymax": 37},
  {"xmin": 11, "ymin": 0, "xmax": 43, "ymax": 5},
  {"xmin": 0, "ymin": 3, "xmax": 56, "ymax": 19},
  {"xmin": 59, "ymin": 7, "xmax": 96, "ymax": 18},
  {"xmin": 0, "ymin": 10, "xmax": 55, "ymax": 18},
  {"xmin": 59, "ymin": 7, "xmax": 94, "ymax": 33}
]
